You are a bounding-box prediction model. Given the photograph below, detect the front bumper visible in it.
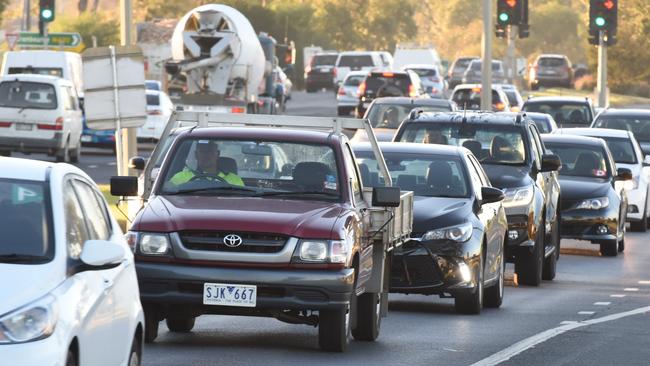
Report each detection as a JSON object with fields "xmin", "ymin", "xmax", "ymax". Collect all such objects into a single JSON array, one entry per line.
[
  {"xmin": 560, "ymin": 208, "xmax": 619, "ymax": 243},
  {"xmin": 0, "ymin": 329, "xmax": 67, "ymax": 366},
  {"xmin": 0, "ymin": 133, "xmax": 64, "ymax": 154},
  {"xmin": 389, "ymin": 238, "xmax": 482, "ymax": 296},
  {"xmin": 136, "ymin": 261, "xmax": 355, "ymax": 315}
]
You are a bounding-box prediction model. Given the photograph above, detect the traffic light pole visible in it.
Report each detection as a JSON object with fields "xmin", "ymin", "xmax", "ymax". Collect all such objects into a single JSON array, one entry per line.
[
  {"xmin": 506, "ymin": 25, "xmax": 517, "ymax": 84},
  {"xmin": 119, "ymin": 0, "xmax": 138, "ymax": 178},
  {"xmin": 481, "ymin": 0, "xmax": 493, "ymax": 110},
  {"xmin": 597, "ymin": 30, "xmax": 608, "ymax": 108}
]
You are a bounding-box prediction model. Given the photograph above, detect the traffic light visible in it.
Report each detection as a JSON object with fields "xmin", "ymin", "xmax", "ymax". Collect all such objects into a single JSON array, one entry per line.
[
  {"xmin": 497, "ymin": 0, "xmax": 522, "ymax": 26},
  {"xmin": 589, "ymin": 0, "xmax": 617, "ymax": 45},
  {"xmin": 39, "ymin": 0, "xmax": 55, "ymax": 23}
]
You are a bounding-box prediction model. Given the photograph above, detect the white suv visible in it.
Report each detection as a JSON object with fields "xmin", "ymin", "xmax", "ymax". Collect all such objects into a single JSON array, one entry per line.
[
  {"xmin": 0, "ymin": 74, "xmax": 83, "ymax": 163},
  {"xmin": 0, "ymin": 157, "xmax": 144, "ymax": 366}
]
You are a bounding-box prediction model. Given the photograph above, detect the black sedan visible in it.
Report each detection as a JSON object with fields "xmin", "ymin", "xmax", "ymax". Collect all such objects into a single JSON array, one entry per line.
[
  {"xmin": 352, "ymin": 142, "xmax": 508, "ymax": 314},
  {"xmin": 542, "ymin": 134, "xmax": 632, "ymax": 256}
]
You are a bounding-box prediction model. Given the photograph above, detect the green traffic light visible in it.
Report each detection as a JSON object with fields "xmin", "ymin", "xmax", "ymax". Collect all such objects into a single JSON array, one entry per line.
[
  {"xmin": 41, "ymin": 8, "xmax": 53, "ymax": 20},
  {"xmin": 595, "ymin": 16, "xmax": 606, "ymax": 27},
  {"xmin": 499, "ymin": 12, "xmax": 509, "ymax": 22}
]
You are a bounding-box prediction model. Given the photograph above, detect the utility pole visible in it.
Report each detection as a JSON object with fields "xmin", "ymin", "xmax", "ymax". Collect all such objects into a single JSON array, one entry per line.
[
  {"xmin": 119, "ymin": 0, "xmax": 138, "ymax": 177},
  {"xmin": 506, "ymin": 25, "xmax": 517, "ymax": 84},
  {"xmin": 22, "ymin": 0, "xmax": 31, "ymax": 31},
  {"xmin": 597, "ymin": 31, "xmax": 608, "ymax": 107},
  {"xmin": 481, "ymin": 0, "xmax": 493, "ymax": 111}
]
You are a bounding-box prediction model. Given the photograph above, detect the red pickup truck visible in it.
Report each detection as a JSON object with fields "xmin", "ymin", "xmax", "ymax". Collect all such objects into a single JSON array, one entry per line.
[{"xmin": 111, "ymin": 113, "xmax": 412, "ymax": 352}]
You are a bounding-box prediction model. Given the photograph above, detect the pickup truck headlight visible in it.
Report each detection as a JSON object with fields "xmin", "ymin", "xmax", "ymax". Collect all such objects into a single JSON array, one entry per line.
[
  {"xmin": 0, "ymin": 295, "xmax": 57, "ymax": 344},
  {"xmin": 295, "ymin": 240, "xmax": 348, "ymax": 264},
  {"xmin": 127, "ymin": 232, "xmax": 171, "ymax": 255},
  {"xmin": 502, "ymin": 186, "xmax": 534, "ymax": 208},
  {"xmin": 421, "ymin": 222, "xmax": 473, "ymax": 243},
  {"xmin": 573, "ymin": 197, "xmax": 609, "ymax": 210}
]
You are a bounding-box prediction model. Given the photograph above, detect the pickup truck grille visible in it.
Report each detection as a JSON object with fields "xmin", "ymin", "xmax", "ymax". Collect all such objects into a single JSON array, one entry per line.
[{"xmin": 179, "ymin": 231, "xmax": 287, "ymax": 254}]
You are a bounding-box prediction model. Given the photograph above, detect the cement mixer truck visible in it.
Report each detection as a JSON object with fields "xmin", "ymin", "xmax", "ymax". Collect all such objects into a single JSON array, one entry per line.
[{"xmin": 164, "ymin": 4, "xmax": 283, "ymax": 114}]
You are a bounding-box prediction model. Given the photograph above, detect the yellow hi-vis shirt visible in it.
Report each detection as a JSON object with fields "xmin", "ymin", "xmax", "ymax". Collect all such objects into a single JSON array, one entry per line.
[{"xmin": 169, "ymin": 167, "xmax": 245, "ymax": 187}]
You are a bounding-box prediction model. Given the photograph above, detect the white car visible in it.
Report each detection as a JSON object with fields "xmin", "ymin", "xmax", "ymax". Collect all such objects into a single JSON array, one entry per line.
[
  {"xmin": 336, "ymin": 71, "xmax": 367, "ymax": 116},
  {"xmin": 561, "ymin": 128, "xmax": 650, "ymax": 231},
  {"xmin": 0, "ymin": 74, "xmax": 83, "ymax": 163},
  {"xmin": 402, "ymin": 64, "xmax": 447, "ymax": 98},
  {"xmin": 137, "ymin": 90, "xmax": 174, "ymax": 141},
  {"xmin": 334, "ymin": 51, "xmax": 387, "ymax": 86},
  {"xmin": 0, "ymin": 157, "xmax": 144, "ymax": 366}
]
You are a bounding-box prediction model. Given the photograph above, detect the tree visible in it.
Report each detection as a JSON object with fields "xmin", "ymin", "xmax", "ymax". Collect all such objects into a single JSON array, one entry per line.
[{"xmin": 50, "ymin": 12, "xmax": 119, "ymax": 50}]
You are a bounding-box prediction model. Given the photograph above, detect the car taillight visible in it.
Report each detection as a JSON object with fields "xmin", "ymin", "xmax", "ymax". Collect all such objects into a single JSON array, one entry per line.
[
  {"xmin": 37, "ymin": 117, "xmax": 63, "ymax": 130},
  {"xmin": 408, "ymin": 84, "xmax": 416, "ymax": 97},
  {"xmin": 358, "ymin": 82, "xmax": 366, "ymax": 95},
  {"xmin": 147, "ymin": 109, "xmax": 163, "ymax": 115},
  {"xmin": 382, "ymin": 72, "xmax": 394, "ymax": 78},
  {"xmin": 337, "ymin": 86, "xmax": 346, "ymax": 96},
  {"xmin": 231, "ymin": 106, "xmax": 245, "ymax": 113},
  {"xmin": 494, "ymin": 102, "xmax": 506, "ymax": 111},
  {"xmin": 0, "ymin": 122, "xmax": 11, "ymax": 128}
]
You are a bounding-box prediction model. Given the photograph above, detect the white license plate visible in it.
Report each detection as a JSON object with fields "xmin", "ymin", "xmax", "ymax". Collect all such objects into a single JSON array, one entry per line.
[
  {"xmin": 15, "ymin": 123, "xmax": 33, "ymax": 131},
  {"xmin": 80, "ymin": 135, "xmax": 92, "ymax": 142},
  {"xmin": 203, "ymin": 283, "xmax": 257, "ymax": 307}
]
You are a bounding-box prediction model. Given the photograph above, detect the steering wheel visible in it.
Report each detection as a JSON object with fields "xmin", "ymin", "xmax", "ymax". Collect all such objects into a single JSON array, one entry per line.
[{"xmin": 188, "ymin": 174, "xmax": 227, "ymax": 183}]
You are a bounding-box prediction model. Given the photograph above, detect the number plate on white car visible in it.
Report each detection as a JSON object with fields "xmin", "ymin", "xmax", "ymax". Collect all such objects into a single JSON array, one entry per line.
[
  {"xmin": 15, "ymin": 123, "xmax": 33, "ymax": 131},
  {"xmin": 203, "ymin": 283, "xmax": 257, "ymax": 307}
]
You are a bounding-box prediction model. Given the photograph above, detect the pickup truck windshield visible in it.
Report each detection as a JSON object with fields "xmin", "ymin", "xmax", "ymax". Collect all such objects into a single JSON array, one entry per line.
[
  {"xmin": 0, "ymin": 179, "xmax": 53, "ymax": 264},
  {"xmin": 397, "ymin": 123, "xmax": 527, "ymax": 165},
  {"xmin": 355, "ymin": 151, "xmax": 470, "ymax": 198},
  {"xmin": 159, "ymin": 138, "xmax": 340, "ymax": 199},
  {"xmin": 0, "ymin": 81, "xmax": 57, "ymax": 110}
]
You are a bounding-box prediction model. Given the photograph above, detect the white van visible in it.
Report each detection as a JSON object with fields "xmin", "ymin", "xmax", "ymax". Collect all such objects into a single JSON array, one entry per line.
[
  {"xmin": 392, "ymin": 44, "xmax": 441, "ymax": 69},
  {"xmin": 1, "ymin": 51, "xmax": 84, "ymax": 99},
  {"xmin": 334, "ymin": 51, "xmax": 389, "ymax": 85},
  {"xmin": 0, "ymin": 75, "xmax": 83, "ymax": 162}
]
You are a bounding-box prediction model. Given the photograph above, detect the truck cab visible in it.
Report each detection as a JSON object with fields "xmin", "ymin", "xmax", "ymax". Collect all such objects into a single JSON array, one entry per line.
[{"xmin": 112, "ymin": 112, "xmax": 412, "ymax": 352}]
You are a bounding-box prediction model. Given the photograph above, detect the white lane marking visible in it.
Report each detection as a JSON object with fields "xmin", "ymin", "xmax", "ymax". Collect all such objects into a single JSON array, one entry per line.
[
  {"xmin": 610, "ymin": 294, "xmax": 626, "ymax": 298},
  {"xmin": 443, "ymin": 348, "xmax": 462, "ymax": 352},
  {"xmin": 88, "ymin": 165, "xmax": 98, "ymax": 168},
  {"xmin": 638, "ymin": 281, "xmax": 650, "ymax": 285},
  {"xmin": 594, "ymin": 302, "xmax": 611, "ymax": 306},
  {"xmin": 470, "ymin": 305, "xmax": 650, "ymax": 366},
  {"xmin": 108, "ymin": 162, "xmax": 117, "ymax": 166},
  {"xmin": 578, "ymin": 311, "xmax": 595, "ymax": 315},
  {"xmin": 624, "ymin": 288, "xmax": 639, "ymax": 292}
]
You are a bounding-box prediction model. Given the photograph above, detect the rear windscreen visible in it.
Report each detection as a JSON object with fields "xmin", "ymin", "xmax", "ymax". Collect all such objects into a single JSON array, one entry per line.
[
  {"xmin": 365, "ymin": 74, "xmax": 410, "ymax": 96},
  {"xmin": 338, "ymin": 55, "xmax": 374, "ymax": 68},
  {"xmin": 0, "ymin": 81, "xmax": 57, "ymax": 109},
  {"xmin": 522, "ymin": 102, "xmax": 591, "ymax": 126},
  {"xmin": 409, "ymin": 68, "xmax": 437, "ymax": 77},
  {"xmin": 146, "ymin": 94, "xmax": 160, "ymax": 106},
  {"xmin": 538, "ymin": 58, "xmax": 567, "ymax": 67},
  {"xmin": 8, "ymin": 67, "xmax": 63, "ymax": 78},
  {"xmin": 344, "ymin": 75, "xmax": 365, "ymax": 87},
  {"xmin": 312, "ymin": 54, "xmax": 338, "ymax": 66},
  {"xmin": 452, "ymin": 89, "xmax": 502, "ymax": 109}
]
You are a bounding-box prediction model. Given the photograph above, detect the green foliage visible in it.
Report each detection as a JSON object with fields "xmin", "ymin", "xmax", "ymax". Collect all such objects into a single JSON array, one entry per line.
[{"xmin": 49, "ymin": 12, "xmax": 119, "ymax": 49}]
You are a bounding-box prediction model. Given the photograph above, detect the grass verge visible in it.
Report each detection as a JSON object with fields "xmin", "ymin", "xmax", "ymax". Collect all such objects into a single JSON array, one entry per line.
[{"xmin": 98, "ymin": 184, "xmax": 128, "ymax": 232}]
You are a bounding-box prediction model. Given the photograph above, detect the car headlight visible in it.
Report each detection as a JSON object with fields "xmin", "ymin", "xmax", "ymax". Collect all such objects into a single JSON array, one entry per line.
[
  {"xmin": 295, "ymin": 240, "xmax": 348, "ymax": 263},
  {"xmin": 573, "ymin": 197, "xmax": 609, "ymax": 210},
  {"xmin": 132, "ymin": 232, "xmax": 171, "ymax": 255},
  {"xmin": 421, "ymin": 222, "xmax": 473, "ymax": 243},
  {"xmin": 0, "ymin": 295, "xmax": 57, "ymax": 344},
  {"xmin": 502, "ymin": 186, "xmax": 534, "ymax": 208}
]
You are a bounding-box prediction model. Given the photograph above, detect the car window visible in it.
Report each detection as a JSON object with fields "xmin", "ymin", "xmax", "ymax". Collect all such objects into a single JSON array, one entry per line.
[
  {"xmin": 409, "ymin": 68, "xmax": 437, "ymax": 78},
  {"xmin": 8, "ymin": 67, "xmax": 63, "ymax": 77},
  {"xmin": 367, "ymin": 104, "xmax": 451, "ymax": 129},
  {"xmin": 364, "ymin": 74, "xmax": 411, "ymax": 97},
  {"xmin": 528, "ymin": 126, "xmax": 543, "ymax": 169},
  {"xmin": 72, "ymin": 180, "xmax": 111, "ymax": 240},
  {"xmin": 593, "ymin": 116, "xmax": 650, "ymax": 143},
  {"xmin": 147, "ymin": 93, "xmax": 160, "ymax": 106},
  {"xmin": 0, "ymin": 81, "xmax": 57, "ymax": 110},
  {"xmin": 145, "ymin": 81, "xmax": 160, "ymax": 91},
  {"xmin": 311, "ymin": 54, "xmax": 338, "ymax": 66},
  {"xmin": 504, "ymin": 90, "xmax": 519, "ymax": 106},
  {"xmin": 354, "ymin": 151, "xmax": 470, "ymax": 198},
  {"xmin": 452, "ymin": 89, "xmax": 502, "ymax": 110},
  {"xmin": 0, "ymin": 178, "xmax": 53, "ymax": 262},
  {"xmin": 538, "ymin": 58, "xmax": 567, "ymax": 67},
  {"xmin": 544, "ymin": 143, "xmax": 610, "ymax": 178},
  {"xmin": 529, "ymin": 115, "xmax": 552, "ymax": 133},
  {"xmin": 64, "ymin": 181, "xmax": 89, "ymax": 259},
  {"xmin": 338, "ymin": 55, "xmax": 374, "ymax": 68},
  {"xmin": 469, "ymin": 61, "xmax": 502, "ymax": 71},
  {"xmin": 344, "ymin": 75, "xmax": 365, "ymax": 87},
  {"xmin": 453, "ymin": 58, "xmax": 475, "ymax": 72},
  {"xmin": 599, "ymin": 137, "xmax": 637, "ymax": 164},
  {"xmin": 468, "ymin": 154, "xmax": 490, "ymax": 187},
  {"xmin": 523, "ymin": 102, "xmax": 591, "ymax": 126}
]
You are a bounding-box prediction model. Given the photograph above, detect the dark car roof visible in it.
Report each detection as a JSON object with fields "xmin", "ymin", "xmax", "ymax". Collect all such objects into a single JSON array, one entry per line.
[
  {"xmin": 372, "ymin": 97, "xmax": 454, "ymax": 107},
  {"xmin": 180, "ymin": 127, "xmax": 343, "ymax": 145},
  {"xmin": 541, "ymin": 134, "xmax": 607, "ymax": 147},
  {"xmin": 597, "ymin": 108, "xmax": 650, "ymax": 117},
  {"xmin": 352, "ymin": 141, "xmax": 465, "ymax": 157},
  {"xmin": 524, "ymin": 96, "xmax": 591, "ymax": 104},
  {"xmin": 524, "ymin": 111, "xmax": 552, "ymax": 120},
  {"xmin": 406, "ymin": 111, "xmax": 531, "ymax": 126}
]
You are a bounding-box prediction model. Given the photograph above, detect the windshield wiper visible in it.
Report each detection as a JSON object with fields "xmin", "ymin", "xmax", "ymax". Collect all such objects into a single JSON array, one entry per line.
[
  {"xmin": 258, "ymin": 191, "xmax": 339, "ymax": 198},
  {"xmin": 165, "ymin": 186, "xmax": 259, "ymax": 195},
  {"xmin": 0, "ymin": 254, "xmax": 47, "ymax": 263}
]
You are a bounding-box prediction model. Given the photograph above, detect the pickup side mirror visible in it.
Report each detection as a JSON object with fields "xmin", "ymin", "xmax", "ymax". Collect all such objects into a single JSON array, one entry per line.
[
  {"xmin": 616, "ymin": 167, "xmax": 633, "ymax": 181},
  {"xmin": 128, "ymin": 156, "xmax": 146, "ymax": 171},
  {"xmin": 643, "ymin": 155, "xmax": 650, "ymax": 167},
  {"xmin": 110, "ymin": 176, "xmax": 138, "ymax": 196},
  {"xmin": 372, "ymin": 186, "xmax": 401, "ymax": 207},
  {"xmin": 480, "ymin": 186, "xmax": 505, "ymax": 205},
  {"xmin": 76, "ymin": 240, "xmax": 125, "ymax": 272},
  {"xmin": 540, "ymin": 153, "xmax": 562, "ymax": 172}
]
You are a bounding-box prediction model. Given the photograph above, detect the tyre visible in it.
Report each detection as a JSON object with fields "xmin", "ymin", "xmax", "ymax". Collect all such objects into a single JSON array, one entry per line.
[
  {"xmin": 352, "ymin": 292, "xmax": 381, "ymax": 341},
  {"xmin": 166, "ymin": 316, "xmax": 195, "ymax": 333},
  {"xmin": 144, "ymin": 310, "xmax": 159, "ymax": 343},
  {"xmin": 516, "ymin": 220, "xmax": 545, "ymax": 286},
  {"xmin": 543, "ymin": 217, "xmax": 559, "ymax": 281},
  {"xmin": 318, "ymin": 305, "xmax": 351, "ymax": 352},
  {"xmin": 65, "ymin": 350, "xmax": 77, "ymax": 366},
  {"xmin": 484, "ymin": 251, "xmax": 504, "ymax": 308},
  {"xmin": 600, "ymin": 239, "xmax": 618, "ymax": 257},
  {"xmin": 455, "ymin": 255, "xmax": 483, "ymax": 314},
  {"xmin": 127, "ymin": 333, "xmax": 142, "ymax": 366},
  {"xmin": 56, "ymin": 141, "xmax": 70, "ymax": 163}
]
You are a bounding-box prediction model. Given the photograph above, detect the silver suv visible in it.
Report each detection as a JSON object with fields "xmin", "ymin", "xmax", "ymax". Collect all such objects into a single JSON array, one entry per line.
[{"xmin": 529, "ymin": 54, "xmax": 573, "ymax": 90}]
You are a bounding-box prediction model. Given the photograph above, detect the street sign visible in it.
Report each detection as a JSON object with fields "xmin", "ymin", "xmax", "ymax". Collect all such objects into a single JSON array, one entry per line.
[
  {"xmin": 5, "ymin": 33, "xmax": 19, "ymax": 50},
  {"xmin": 17, "ymin": 32, "xmax": 82, "ymax": 48},
  {"xmin": 82, "ymin": 45, "xmax": 147, "ymax": 130}
]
